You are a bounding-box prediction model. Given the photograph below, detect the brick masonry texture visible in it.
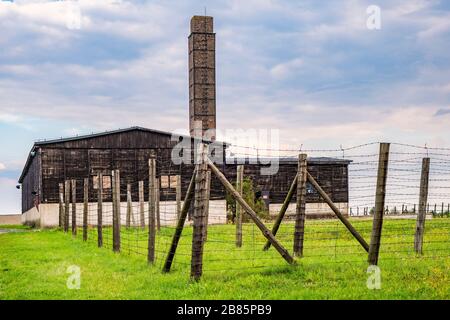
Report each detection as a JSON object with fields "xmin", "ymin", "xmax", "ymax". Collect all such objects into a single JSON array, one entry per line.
[{"xmin": 189, "ymin": 16, "xmax": 216, "ymax": 140}]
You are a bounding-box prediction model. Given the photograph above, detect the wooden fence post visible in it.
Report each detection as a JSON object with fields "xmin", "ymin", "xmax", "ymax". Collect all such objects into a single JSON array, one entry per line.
[
  {"xmin": 263, "ymin": 173, "xmax": 298, "ymax": 251},
  {"xmin": 97, "ymin": 173, "xmax": 103, "ymax": 248},
  {"xmin": 293, "ymin": 153, "xmax": 307, "ymax": 257},
  {"xmin": 235, "ymin": 165, "xmax": 244, "ymax": 247},
  {"xmin": 58, "ymin": 183, "xmax": 64, "ymax": 228},
  {"xmin": 414, "ymin": 157, "xmax": 430, "ymax": 254},
  {"xmin": 112, "ymin": 170, "xmax": 121, "ymax": 253},
  {"xmin": 156, "ymin": 178, "xmax": 160, "ymax": 231},
  {"xmin": 83, "ymin": 177, "xmax": 88, "ymax": 241},
  {"xmin": 176, "ymin": 175, "xmax": 182, "ymax": 219},
  {"xmin": 191, "ymin": 143, "xmax": 209, "ymax": 280},
  {"xmin": 71, "ymin": 179, "xmax": 77, "ymax": 236},
  {"xmin": 163, "ymin": 171, "xmax": 196, "ymax": 273},
  {"xmin": 207, "ymin": 158, "xmax": 295, "ymax": 265},
  {"xmin": 368, "ymin": 143, "xmax": 390, "ymax": 265},
  {"xmin": 147, "ymin": 158, "xmax": 156, "ymax": 264},
  {"xmin": 64, "ymin": 180, "xmax": 70, "ymax": 232},
  {"xmin": 203, "ymin": 170, "xmax": 211, "ymax": 241},
  {"xmin": 126, "ymin": 183, "xmax": 132, "ymax": 228},
  {"xmin": 139, "ymin": 181, "xmax": 145, "ymax": 229}
]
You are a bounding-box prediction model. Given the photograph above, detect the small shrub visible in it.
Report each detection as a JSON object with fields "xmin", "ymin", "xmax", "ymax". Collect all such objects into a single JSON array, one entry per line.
[{"xmin": 226, "ymin": 177, "xmax": 269, "ymax": 222}]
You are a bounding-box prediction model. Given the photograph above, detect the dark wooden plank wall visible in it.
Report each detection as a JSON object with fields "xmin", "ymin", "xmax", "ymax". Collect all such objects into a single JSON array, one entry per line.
[
  {"xmin": 35, "ymin": 131, "xmax": 226, "ymax": 204},
  {"xmin": 21, "ymin": 152, "xmax": 41, "ymax": 212},
  {"xmin": 224, "ymin": 162, "xmax": 348, "ymax": 204},
  {"xmin": 23, "ymin": 129, "xmax": 348, "ymax": 210}
]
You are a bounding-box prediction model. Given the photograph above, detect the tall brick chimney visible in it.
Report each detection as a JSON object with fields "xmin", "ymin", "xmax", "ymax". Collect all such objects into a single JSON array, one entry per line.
[{"xmin": 189, "ymin": 15, "xmax": 216, "ymax": 141}]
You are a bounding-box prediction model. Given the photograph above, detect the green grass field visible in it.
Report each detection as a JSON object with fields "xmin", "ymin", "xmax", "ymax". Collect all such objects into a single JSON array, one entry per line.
[{"xmin": 0, "ymin": 218, "xmax": 448, "ymax": 299}]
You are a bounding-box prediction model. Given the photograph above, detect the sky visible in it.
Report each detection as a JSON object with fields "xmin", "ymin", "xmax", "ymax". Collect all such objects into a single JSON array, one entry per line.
[{"xmin": 0, "ymin": 0, "xmax": 449, "ymax": 214}]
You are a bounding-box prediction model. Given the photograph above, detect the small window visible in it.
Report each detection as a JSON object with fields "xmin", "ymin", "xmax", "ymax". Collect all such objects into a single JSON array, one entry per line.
[
  {"xmin": 93, "ymin": 175, "xmax": 111, "ymax": 189},
  {"xmin": 160, "ymin": 175, "xmax": 178, "ymax": 189},
  {"xmin": 160, "ymin": 176, "xmax": 169, "ymax": 188},
  {"xmin": 170, "ymin": 175, "xmax": 178, "ymax": 188}
]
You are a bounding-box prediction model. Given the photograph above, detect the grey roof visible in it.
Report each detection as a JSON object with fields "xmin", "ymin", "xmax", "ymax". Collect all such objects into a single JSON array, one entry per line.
[
  {"xmin": 33, "ymin": 126, "xmax": 191, "ymax": 145},
  {"xmin": 19, "ymin": 126, "xmax": 227, "ymax": 183},
  {"xmin": 19, "ymin": 126, "xmax": 350, "ymax": 183}
]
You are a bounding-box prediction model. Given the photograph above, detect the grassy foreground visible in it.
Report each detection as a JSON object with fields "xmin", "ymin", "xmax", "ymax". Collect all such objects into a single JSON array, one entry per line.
[{"xmin": 0, "ymin": 218, "xmax": 448, "ymax": 299}]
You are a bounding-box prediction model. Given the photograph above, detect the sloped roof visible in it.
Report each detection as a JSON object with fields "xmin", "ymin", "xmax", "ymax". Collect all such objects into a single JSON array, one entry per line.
[{"xmin": 18, "ymin": 126, "xmax": 225, "ymax": 183}]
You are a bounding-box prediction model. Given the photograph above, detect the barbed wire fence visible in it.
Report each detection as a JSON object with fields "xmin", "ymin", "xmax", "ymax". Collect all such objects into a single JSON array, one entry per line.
[{"xmin": 57, "ymin": 141, "xmax": 449, "ymax": 280}]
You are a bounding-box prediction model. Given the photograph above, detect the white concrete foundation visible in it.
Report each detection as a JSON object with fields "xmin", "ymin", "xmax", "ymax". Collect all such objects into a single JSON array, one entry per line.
[
  {"xmin": 21, "ymin": 200, "xmax": 227, "ymax": 228},
  {"xmin": 269, "ymin": 202, "xmax": 349, "ymax": 218}
]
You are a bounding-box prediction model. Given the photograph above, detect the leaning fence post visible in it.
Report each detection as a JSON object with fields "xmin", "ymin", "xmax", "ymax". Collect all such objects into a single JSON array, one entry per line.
[
  {"xmin": 368, "ymin": 143, "xmax": 390, "ymax": 265},
  {"xmin": 139, "ymin": 181, "xmax": 145, "ymax": 229},
  {"xmin": 71, "ymin": 179, "xmax": 77, "ymax": 236},
  {"xmin": 126, "ymin": 183, "xmax": 132, "ymax": 228},
  {"xmin": 59, "ymin": 183, "xmax": 64, "ymax": 228},
  {"xmin": 293, "ymin": 153, "xmax": 307, "ymax": 257},
  {"xmin": 147, "ymin": 158, "xmax": 156, "ymax": 264},
  {"xmin": 112, "ymin": 170, "xmax": 121, "ymax": 253},
  {"xmin": 236, "ymin": 165, "xmax": 244, "ymax": 248},
  {"xmin": 414, "ymin": 157, "xmax": 430, "ymax": 254},
  {"xmin": 97, "ymin": 173, "xmax": 103, "ymax": 248},
  {"xmin": 208, "ymin": 157, "xmax": 295, "ymax": 265},
  {"xmin": 191, "ymin": 143, "xmax": 209, "ymax": 281},
  {"xmin": 263, "ymin": 173, "xmax": 298, "ymax": 251},
  {"xmin": 163, "ymin": 171, "xmax": 196, "ymax": 273},
  {"xmin": 83, "ymin": 177, "xmax": 88, "ymax": 241},
  {"xmin": 64, "ymin": 180, "xmax": 70, "ymax": 232}
]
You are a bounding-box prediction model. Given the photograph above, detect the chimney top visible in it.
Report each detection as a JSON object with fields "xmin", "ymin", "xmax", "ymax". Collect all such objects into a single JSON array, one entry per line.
[{"xmin": 190, "ymin": 16, "xmax": 213, "ymax": 33}]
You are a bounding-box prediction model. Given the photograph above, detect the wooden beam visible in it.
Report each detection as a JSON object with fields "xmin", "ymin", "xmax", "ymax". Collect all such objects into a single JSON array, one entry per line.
[
  {"xmin": 112, "ymin": 170, "xmax": 121, "ymax": 253},
  {"xmin": 207, "ymin": 158, "xmax": 295, "ymax": 265},
  {"xmin": 97, "ymin": 173, "xmax": 103, "ymax": 248},
  {"xmin": 307, "ymin": 172, "xmax": 369, "ymax": 252},
  {"xmin": 293, "ymin": 154, "xmax": 307, "ymax": 257},
  {"xmin": 148, "ymin": 158, "xmax": 156, "ymax": 264},
  {"xmin": 64, "ymin": 180, "xmax": 70, "ymax": 232},
  {"xmin": 368, "ymin": 143, "xmax": 390, "ymax": 265},
  {"xmin": 58, "ymin": 183, "xmax": 64, "ymax": 228},
  {"xmin": 71, "ymin": 179, "xmax": 77, "ymax": 236},
  {"xmin": 176, "ymin": 175, "xmax": 182, "ymax": 219},
  {"xmin": 82, "ymin": 177, "xmax": 88, "ymax": 241},
  {"xmin": 263, "ymin": 173, "xmax": 297, "ymax": 251},
  {"xmin": 235, "ymin": 165, "xmax": 244, "ymax": 247},
  {"xmin": 414, "ymin": 157, "xmax": 430, "ymax": 254},
  {"xmin": 191, "ymin": 143, "xmax": 209, "ymax": 280},
  {"xmin": 203, "ymin": 170, "xmax": 211, "ymax": 241},
  {"xmin": 162, "ymin": 170, "xmax": 196, "ymax": 273},
  {"xmin": 126, "ymin": 183, "xmax": 132, "ymax": 228},
  {"xmin": 138, "ymin": 181, "xmax": 145, "ymax": 229},
  {"xmin": 156, "ymin": 178, "xmax": 160, "ymax": 231}
]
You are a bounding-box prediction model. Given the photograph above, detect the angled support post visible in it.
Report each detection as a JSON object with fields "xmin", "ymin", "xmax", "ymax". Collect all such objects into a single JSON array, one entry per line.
[
  {"xmin": 208, "ymin": 158, "xmax": 295, "ymax": 265},
  {"xmin": 163, "ymin": 170, "xmax": 196, "ymax": 273},
  {"xmin": 307, "ymin": 172, "xmax": 370, "ymax": 252},
  {"xmin": 263, "ymin": 173, "xmax": 298, "ymax": 251}
]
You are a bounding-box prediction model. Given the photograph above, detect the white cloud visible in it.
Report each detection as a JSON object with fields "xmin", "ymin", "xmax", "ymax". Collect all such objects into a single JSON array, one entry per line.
[
  {"xmin": 0, "ymin": 163, "xmax": 6, "ymax": 171},
  {"xmin": 270, "ymin": 58, "xmax": 303, "ymax": 79}
]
